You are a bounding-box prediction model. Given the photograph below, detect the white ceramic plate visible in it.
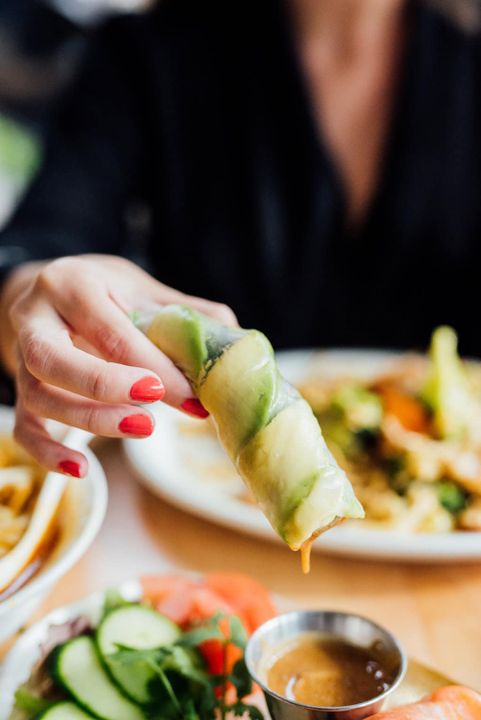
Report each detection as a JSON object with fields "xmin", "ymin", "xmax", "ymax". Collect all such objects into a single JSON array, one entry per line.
[
  {"xmin": 0, "ymin": 578, "xmax": 455, "ymax": 719},
  {"xmin": 125, "ymin": 350, "xmax": 481, "ymax": 562}
]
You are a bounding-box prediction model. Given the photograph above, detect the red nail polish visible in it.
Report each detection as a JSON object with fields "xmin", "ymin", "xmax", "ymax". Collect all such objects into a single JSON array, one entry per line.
[
  {"xmin": 130, "ymin": 376, "xmax": 165, "ymax": 402},
  {"xmin": 181, "ymin": 398, "xmax": 209, "ymax": 419},
  {"xmin": 58, "ymin": 460, "xmax": 82, "ymax": 478},
  {"xmin": 119, "ymin": 414, "xmax": 154, "ymax": 436}
]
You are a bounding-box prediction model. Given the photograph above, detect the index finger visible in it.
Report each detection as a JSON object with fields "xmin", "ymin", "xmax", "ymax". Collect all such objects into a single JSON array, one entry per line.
[{"xmin": 17, "ymin": 308, "xmax": 167, "ymax": 405}]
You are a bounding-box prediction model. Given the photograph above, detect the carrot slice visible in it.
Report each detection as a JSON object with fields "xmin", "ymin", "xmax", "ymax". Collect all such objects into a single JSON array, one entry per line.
[{"xmin": 375, "ymin": 383, "xmax": 430, "ymax": 433}]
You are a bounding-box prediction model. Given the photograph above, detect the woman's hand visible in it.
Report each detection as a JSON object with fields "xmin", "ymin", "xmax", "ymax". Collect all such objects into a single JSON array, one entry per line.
[{"xmin": 0, "ymin": 254, "xmax": 236, "ymax": 477}]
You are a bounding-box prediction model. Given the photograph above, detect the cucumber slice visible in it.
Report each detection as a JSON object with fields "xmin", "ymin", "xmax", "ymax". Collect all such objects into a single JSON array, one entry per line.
[
  {"xmin": 97, "ymin": 605, "xmax": 181, "ymax": 704},
  {"xmin": 38, "ymin": 702, "xmax": 95, "ymax": 720},
  {"xmin": 53, "ymin": 636, "xmax": 144, "ymax": 720}
]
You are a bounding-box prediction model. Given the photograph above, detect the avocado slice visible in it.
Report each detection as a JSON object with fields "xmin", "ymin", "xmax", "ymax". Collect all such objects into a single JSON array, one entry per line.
[
  {"xmin": 137, "ymin": 303, "xmax": 364, "ymax": 557},
  {"xmin": 198, "ymin": 331, "xmax": 278, "ymax": 455},
  {"xmin": 237, "ymin": 399, "xmax": 364, "ymax": 549},
  {"xmin": 146, "ymin": 305, "xmax": 207, "ymax": 384}
]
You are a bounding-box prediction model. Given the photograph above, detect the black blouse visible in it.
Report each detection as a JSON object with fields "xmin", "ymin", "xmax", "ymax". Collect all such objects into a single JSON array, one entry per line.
[{"xmin": 2, "ymin": 0, "xmax": 481, "ymax": 353}]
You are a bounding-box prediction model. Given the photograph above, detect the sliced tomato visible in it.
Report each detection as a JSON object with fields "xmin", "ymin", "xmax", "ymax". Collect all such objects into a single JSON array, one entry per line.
[
  {"xmin": 199, "ymin": 639, "xmax": 225, "ymax": 676},
  {"xmin": 199, "ymin": 614, "xmax": 243, "ymax": 687}
]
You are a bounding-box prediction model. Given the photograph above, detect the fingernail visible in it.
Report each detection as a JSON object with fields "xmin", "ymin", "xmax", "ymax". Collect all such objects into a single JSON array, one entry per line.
[
  {"xmin": 119, "ymin": 413, "xmax": 154, "ymax": 436},
  {"xmin": 58, "ymin": 460, "xmax": 82, "ymax": 478},
  {"xmin": 130, "ymin": 375, "xmax": 165, "ymax": 402},
  {"xmin": 181, "ymin": 398, "xmax": 209, "ymax": 419}
]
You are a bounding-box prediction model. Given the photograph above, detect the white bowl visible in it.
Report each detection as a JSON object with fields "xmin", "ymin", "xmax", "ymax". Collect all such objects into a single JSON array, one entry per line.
[{"xmin": 0, "ymin": 407, "xmax": 108, "ymax": 644}]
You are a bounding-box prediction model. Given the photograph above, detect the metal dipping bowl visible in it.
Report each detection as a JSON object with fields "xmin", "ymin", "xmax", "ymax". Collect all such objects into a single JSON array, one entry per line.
[{"xmin": 245, "ymin": 610, "xmax": 407, "ymax": 720}]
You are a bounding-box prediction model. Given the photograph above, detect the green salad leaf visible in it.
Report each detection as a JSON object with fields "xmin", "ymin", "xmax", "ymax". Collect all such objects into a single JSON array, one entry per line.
[
  {"xmin": 229, "ymin": 702, "xmax": 265, "ymax": 719},
  {"xmin": 13, "ymin": 688, "xmax": 55, "ymax": 716},
  {"xmin": 179, "ymin": 613, "xmax": 225, "ymax": 647},
  {"xmin": 227, "ymin": 615, "xmax": 248, "ymax": 650},
  {"xmin": 230, "ymin": 659, "xmax": 253, "ymax": 699}
]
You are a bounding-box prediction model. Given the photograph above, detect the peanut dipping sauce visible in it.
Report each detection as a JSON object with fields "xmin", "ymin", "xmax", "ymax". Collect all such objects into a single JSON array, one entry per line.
[{"xmin": 266, "ymin": 632, "xmax": 399, "ymax": 708}]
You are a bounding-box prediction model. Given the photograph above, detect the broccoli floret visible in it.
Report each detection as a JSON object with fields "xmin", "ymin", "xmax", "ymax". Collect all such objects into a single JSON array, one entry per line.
[{"xmin": 438, "ymin": 480, "xmax": 468, "ymax": 514}]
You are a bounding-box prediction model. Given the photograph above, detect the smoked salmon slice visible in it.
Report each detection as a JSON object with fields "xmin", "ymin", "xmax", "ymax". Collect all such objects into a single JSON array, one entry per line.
[
  {"xmin": 366, "ymin": 685, "xmax": 481, "ymax": 719},
  {"xmin": 141, "ymin": 572, "xmax": 276, "ymax": 632},
  {"xmin": 140, "ymin": 573, "xmax": 276, "ymax": 679}
]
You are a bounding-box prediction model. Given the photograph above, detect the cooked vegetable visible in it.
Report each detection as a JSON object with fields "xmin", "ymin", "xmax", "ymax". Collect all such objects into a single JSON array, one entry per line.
[
  {"xmin": 97, "ymin": 605, "xmax": 181, "ymax": 703},
  {"xmin": 375, "ymin": 382, "xmax": 429, "ymax": 433},
  {"xmin": 0, "ymin": 472, "xmax": 66, "ymax": 593},
  {"xmin": 136, "ymin": 305, "xmax": 363, "ymax": 554},
  {"xmin": 37, "ymin": 702, "xmax": 94, "ymax": 720},
  {"xmin": 52, "ymin": 636, "xmax": 144, "ymax": 720},
  {"xmin": 422, "ymin": 326, "xmax": 471, "ymax": 439},
  {"xmin": 0, "ymin": 437, "xmax": 56, "ymax": 589},
  {"xmin": 438, "ymin": 480, "xmax": 467, "ymax": 514},
  {"xmin": 331, "ymin": 385, "xmax": 383, "ymax": 431},
  {"xmin": 299, "ymin": 326, "xmax": 481, "ymax": 533}
]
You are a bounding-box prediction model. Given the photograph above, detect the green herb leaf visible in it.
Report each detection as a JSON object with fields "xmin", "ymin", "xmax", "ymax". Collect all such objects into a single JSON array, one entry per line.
[
  {"xmin": 179, "ymin": 624, "xmax": 225, "ymax": 647},
  {"xmin": 14, "ymin": 687, "xmax": 55, "ymax": 716},
  {"xmin": 196, "ymin": 683, "xmax": 218, "ymax": 718},
  {"xmin": 230, "ymin": 658, "xmax": 253, "ymax": 699},
  {"xmin": 109, "ymin": 645, "xmax": 162, "ymax": 668},
  {"xmin": 157, "ymin": 667, "xmax": 182, "ymax": 715},
  {"xmin": 162, "ymin": 646, "xmax": 210, "ymax": 686},
  {"xmin": 227, "ymin": 616, "xmax": 248, "ymax": 649},
  {"xmin": 228, "ymin": 701, "xmax": 265, "ymax": 719},
  {"xmin": 179, "ymin": 613, "xmax": 225, "ymax": 648},
  {"xmin": 180, "ymin": 698, "xmax": 202, "ymax": 720}
]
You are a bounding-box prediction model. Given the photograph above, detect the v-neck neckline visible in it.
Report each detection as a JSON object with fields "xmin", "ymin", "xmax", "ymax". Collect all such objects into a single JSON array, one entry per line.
[{"xmin": 278, "ymin": 0, "xmax": 420, "ymax": 239}]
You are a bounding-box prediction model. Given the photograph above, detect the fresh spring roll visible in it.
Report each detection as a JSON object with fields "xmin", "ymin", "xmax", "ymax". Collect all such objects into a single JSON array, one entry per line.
[{"xmin": 134, "ymin": 305, "xmax": 364, "ymax": 567}]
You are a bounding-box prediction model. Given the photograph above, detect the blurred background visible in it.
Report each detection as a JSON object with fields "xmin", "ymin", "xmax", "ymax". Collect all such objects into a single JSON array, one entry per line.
[{"xmin": 0, "ymin": 0, "xmax": 150, "ymax": 230}]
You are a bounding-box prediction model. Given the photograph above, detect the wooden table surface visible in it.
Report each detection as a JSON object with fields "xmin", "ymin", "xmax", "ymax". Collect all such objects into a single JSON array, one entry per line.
[{"xmin": 2, "ymin": 439, "xmax": 481, "ymax": 687}]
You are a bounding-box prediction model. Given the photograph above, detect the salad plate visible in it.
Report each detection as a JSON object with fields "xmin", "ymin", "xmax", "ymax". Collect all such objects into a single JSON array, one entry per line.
[
  {"xmin": 124, "ymin": 349, "xmax": 481, "ymax": 562},
  {"xmin": 0, "ymin": 577, "xmax": 459, "ymax": 720}
]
